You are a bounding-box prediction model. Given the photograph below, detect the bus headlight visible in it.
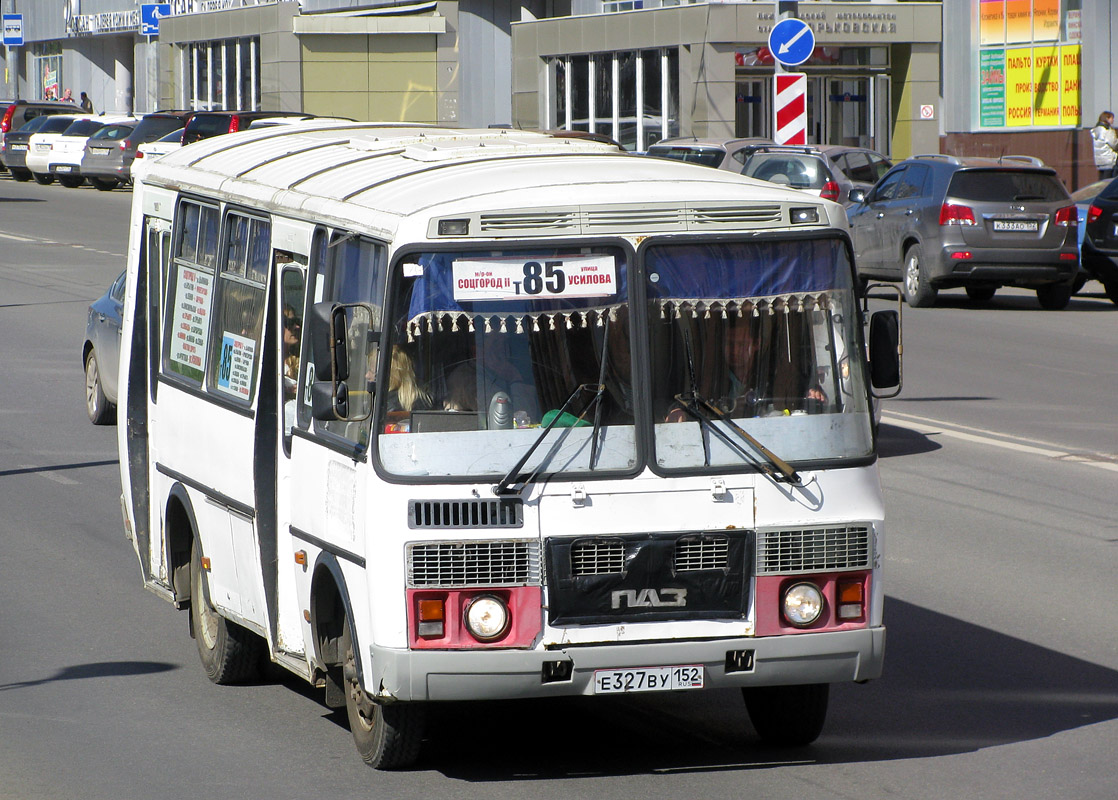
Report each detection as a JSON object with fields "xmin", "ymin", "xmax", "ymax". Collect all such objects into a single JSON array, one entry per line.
[
  {"xmin": 782, "ymin": 582, "xmax": 824, "ymax": 627},
  {"xmin": 464, "ymin": 594, "xmax": 510, "ymax": 641}
]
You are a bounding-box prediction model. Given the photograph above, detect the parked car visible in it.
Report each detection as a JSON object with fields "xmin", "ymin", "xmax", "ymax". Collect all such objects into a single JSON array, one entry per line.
[
  {"xmin": 646, "ymin": 136, "xmax": 774, "ymax": 171},
  {"xmin": 817, "ymin": 144, "xmax": 892, "ymax": 196},
  {"xmin": 83, "ymin": 270, "xmax": 126, "ymax": 425},
  {"xmin": 1077, "ymin": 177, "xmax": 1118, "ymax": 305},
  {"xmin": 0, "ymin": 114, "xmax": 56, "ymax": 180},
  {"xmin": 180, "ymin": 110, "xmax": 310, "ymax": 144},
  {"xmin": 82, "ymin": 110, "xmax": 193, "ymax": 190},
  {"xmin": 129, "ymin": 127, "xmax": 185, "ymax": 182},
  {"xmin": 0, "ymin": 99, "xmax": 77, "ymax": 168},
  {"xmin": 847, "ymin": 154, "xmax": 1079, "ymax": 308},
  {"xmin": 740, "ymin": 145, "xmax": 855, "ymax": 205},
  {"xmin": 246, "ymin": 114, "xmax": 354, "ymax": 129},
  {"xmin": 38, "ymin": 115, "xmax": 138, "ymax": 188},
  {"xmin": 24, "ymin": 114, "xmax": 97, "ymax": 185}
]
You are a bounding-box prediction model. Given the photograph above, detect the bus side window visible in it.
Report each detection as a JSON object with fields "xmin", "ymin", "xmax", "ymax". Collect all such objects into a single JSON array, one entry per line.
[
  {"xmin": 207, "ymin": 212, "xmax": 270, "ymax": 403},
  {"xmin": 280, "ymin": 263, "xmax": 307, "ymax": 450},
  {"xmin": 307, "ymin": 231, "xmax": 386, "ymax": 444},
  {"xmin": 162, "ymin": 201, "xmax": 220, "ymax": 385}
]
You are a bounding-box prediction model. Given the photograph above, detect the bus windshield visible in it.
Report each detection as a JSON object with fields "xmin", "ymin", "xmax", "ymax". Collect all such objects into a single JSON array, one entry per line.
[
  {"xmin": 377, "ymin": 246, "xmax": 637, "ymax": 479},
  {"xmin": 646, "ymin": 236, "xmax": 873, "ymax": 471}
]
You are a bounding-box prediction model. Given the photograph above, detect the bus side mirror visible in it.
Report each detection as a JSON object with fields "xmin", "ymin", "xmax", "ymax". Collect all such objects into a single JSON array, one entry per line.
[
  {"xmin": 308, "ymin": 301, "xmax": 376, "ymax": 422},
  {"xmin": 868, "ymin": 309, "xmax": 901, "ymax": 392},
  {"xmin": 309, "ymin": 301, "xmax": 348, "ymax": 382}
]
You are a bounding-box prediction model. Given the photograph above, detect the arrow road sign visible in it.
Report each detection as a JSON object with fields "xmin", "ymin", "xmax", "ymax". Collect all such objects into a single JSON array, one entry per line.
[{"xmin": 767, "ymin": 17, "xmax": 815, "ymax": 68}]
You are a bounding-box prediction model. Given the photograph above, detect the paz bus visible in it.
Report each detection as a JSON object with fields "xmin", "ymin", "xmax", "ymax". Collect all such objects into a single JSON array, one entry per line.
[{"xmin": 116, "ymin": 122, "xmax": 901, "ymax": 769}]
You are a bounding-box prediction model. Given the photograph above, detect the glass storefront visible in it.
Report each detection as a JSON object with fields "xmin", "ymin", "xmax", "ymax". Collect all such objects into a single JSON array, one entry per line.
[{"xmin": 181, "ymin": 38, "xmax": 260, "ymax": 112}]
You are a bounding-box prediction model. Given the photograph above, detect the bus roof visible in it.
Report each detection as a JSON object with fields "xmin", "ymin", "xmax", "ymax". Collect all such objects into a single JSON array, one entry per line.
[{"xmin": 139, "ymin": 123, "xmax": 840, "ymax": 238}]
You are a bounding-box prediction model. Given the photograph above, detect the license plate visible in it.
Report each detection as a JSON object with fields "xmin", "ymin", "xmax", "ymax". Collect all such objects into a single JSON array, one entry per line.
[
  {"xmin": 11, "ymin": 144, "xmax": 27, "ymax": 151},
  {"xmin": 593, "ymin": 664, "xmax": 704, "ymax": 694},
  {"xmin": 54, "ymin": 165, "xmax": 72, "ymax": 173},
  {"xmin": 91, "ymin": 148, "xmax": 110, "ymax": 156},
  {"xmin": 993, "ymin": 219, "xmax": 1038, "ymax": 232}
]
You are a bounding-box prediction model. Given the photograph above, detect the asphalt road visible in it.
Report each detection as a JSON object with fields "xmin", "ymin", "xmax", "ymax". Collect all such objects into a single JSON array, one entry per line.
[{"xmin": 1, "ymin": 175, "xmax": 1116, "ymax": 799}]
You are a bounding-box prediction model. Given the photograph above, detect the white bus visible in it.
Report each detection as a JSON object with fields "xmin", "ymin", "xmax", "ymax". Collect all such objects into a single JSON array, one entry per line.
[{"xmin": 117, "ymin": 123, "xmax": 901, "ymax": 769}]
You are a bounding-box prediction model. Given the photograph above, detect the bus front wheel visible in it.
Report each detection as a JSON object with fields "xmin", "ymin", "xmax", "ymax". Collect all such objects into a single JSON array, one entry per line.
[
  {"xmin": 742, "ymin": 683, "xmax": 829, "ymax": 747},
  {"xmin": 189, "ymin": 544, "xmax": 263, "ymax": 684},
  {"xmin": 341, "ymin": 617, "xmax": 425, "ymax": 769}
]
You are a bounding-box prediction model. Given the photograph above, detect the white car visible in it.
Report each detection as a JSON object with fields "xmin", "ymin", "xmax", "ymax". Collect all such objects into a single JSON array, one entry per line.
[
  {"xmin": 27, "ymin": 114, "xmax": 137, "ymax": 187},
  {"xmin": 128, "ymin": 127, "xmax": 184, "ymax": 182}
]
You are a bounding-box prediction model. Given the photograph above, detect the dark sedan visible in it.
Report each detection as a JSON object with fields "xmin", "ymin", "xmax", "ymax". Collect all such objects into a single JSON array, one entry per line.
[
  {"xmin": 1076, "ymin": 179, "xmax": 1118, "ymax": 305},
  {"xmin": 0, "ymin": 114, "xmax": 53, "ymax": 180}
]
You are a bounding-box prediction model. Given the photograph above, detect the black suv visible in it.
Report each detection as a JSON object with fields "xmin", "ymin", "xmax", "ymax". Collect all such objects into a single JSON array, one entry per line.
[
  {"xmin": 848, "ymin": 154, "xmax": 1079, "ymax": 308},
  {"xmin": 0, "ymin": 99, "xmax": 78, "ymax": 171},
  {"xmin": 1078, "ymin": 177, "xmax": 1118, "ymax": 305},
  {"xmin": 180, "ymin": 110, "xmax": 309, "ymax": 145}
]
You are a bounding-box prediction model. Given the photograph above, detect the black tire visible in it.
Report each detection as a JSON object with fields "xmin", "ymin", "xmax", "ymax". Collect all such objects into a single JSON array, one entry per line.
[
  {"xmin": 32, "ymin": 172, "xmax": 54, "ymax": 186},
  {"xmin": 189, "ymin": 544, "xmax": 264, "ymax": 684},
  {"xmin": 84, "ymin": 349, "xmax": 115, "ymax": 425},
  {"xmin": 743, "ymin": 683, "xmax": 829, "ymax": 747},
  {"xmin": 1103, "ymin": 281, "xmax": 1118, "ymax": 306},
  {"xmin": 965, "ymin": 285, "xmax": 997, "ymax": 303},
  {"xmin": 1036, "ymin": 282, "xmax": 1072, "ymax": 310},
  {"xmin": 341, "ymin": 617, "xmax": 424, "ymax": 769},
  {"xmin": 902, "ymin": 244, "xmax": 937, "ymax": 308},
  {"xmin": 11, "ymin": 168, "xmax": 32, "ymax": 182},
  {"xmin": 90, "ymin": 177, "xmax": 119, "ymax": 191},
  {"xmin": 58, "ymin": 174, "xmax": 83, "ymax": 188},
  {"xmin": 1071, "ymin": 272, "xmax": 1088, "ymax": 294}
]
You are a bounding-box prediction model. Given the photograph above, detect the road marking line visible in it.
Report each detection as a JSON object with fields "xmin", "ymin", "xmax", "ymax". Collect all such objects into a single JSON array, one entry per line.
[
  {"xmin": 881, "ymin": 411, "xmax": 1118, "ymax": 473},
  {"xmin": 0, "ymin": 232, "xmax": 37, "ymax": 243}
]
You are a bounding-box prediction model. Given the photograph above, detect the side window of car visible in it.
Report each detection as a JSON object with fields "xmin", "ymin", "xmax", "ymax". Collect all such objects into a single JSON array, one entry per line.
[
  {"xmin": 869, "ymin": 167, "xmax": 907, "ymax": 202},
  {"xmin": 896, "ymin": 164, "xmax": 930, "ymax": 199},
  {"xmin": 844, "ymin": 153, "xmax": 874, "ymax": 184},
  {"xmin": 867, "ymin": 154, "xmax": 892, "ymax": 182}
]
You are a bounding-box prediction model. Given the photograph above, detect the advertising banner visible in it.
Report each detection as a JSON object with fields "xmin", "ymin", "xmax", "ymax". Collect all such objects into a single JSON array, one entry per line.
[{"xmin": 980, "ymin": 49, "xmax": 1007, "ymax": 127}]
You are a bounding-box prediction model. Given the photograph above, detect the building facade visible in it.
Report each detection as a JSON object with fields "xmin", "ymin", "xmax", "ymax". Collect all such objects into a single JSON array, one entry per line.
[{"xmin": 4, "ymin": 0, "xmax": 954, "ymax": 160}]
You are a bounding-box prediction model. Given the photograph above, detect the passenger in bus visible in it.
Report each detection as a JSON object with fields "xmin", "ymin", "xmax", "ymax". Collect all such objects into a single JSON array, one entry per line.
[
  {"xmin": 385, "ymin": 347, "xmax": 431, "ymax": 413},
  {"xmin": 717, "ymin": 316, "xmax": 825, "ymax": 416},
  {"xmin": 282, "ymin": 304, "xmax": 301, "ymax": 389},
  {"xmin": 442, "ymin": 333, "xmax": 537, "ymax": 422}
]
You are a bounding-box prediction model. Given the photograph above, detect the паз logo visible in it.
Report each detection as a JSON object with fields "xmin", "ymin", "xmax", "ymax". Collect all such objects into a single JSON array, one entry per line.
[{"xmin": 611, "ymin": 588, "xmax": 687, "ymax": 609}]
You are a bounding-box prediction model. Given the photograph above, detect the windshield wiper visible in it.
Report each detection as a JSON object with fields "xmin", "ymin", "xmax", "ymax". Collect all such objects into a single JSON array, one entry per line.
[
  {"xmin": 588, "ymin": 316, "xmax": 612, "ymax": 470},
  {"xmin": 493, "ymin": 383, "xmax": 601, "ymax": 496},
  {"xmin": 673, "ymin": 392, "xmax": 801, "ymax": 484}
]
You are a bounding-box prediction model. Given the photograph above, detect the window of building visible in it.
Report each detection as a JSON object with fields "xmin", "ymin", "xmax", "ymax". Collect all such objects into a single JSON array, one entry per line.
[
  {"xmin": 549, "ymin": 48, "xmax": 678, "ymax": 151},
  {"xmin": 30, "ymin": 43, "xmax": 63, "ymax": 101},
  {"xmin": 181, "ymin": 37, "xmax": 260, "ymax": 111}
]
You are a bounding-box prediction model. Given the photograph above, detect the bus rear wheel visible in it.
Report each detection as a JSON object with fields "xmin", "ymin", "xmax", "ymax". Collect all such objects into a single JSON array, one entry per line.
[
  {"xmin": 341, "ymin": 617, "xmax": 424, "ymax": 769},
  {"xmin": 743, "ymin": 683, "xmax": 829, "ymax": 747},
  {"xmin": 189, "ymin": 544, "xmax": 263, "ymax": 684}
]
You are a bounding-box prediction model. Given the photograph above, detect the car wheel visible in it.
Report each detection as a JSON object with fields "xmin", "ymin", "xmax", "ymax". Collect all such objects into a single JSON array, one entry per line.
[
  {"xmin": 84, "ymin": 349, "xmax": 116, "ymax": 425},
  {"xmin": 90, "ymin": 177, "xmax": 119, "ymax": 191},
  {"xmin": 1103, "ymin": 281, "xmax": 1118, "ymax": 306},
  {"xmin": 902, "ymin": 244, "xmax": 937, "ymax": 308},
  {"xmin": 341, "ymin": 616, "xmax": 425, "ymax": 769},
  {"xmin": 189, "ymin": 543, "xmax": 264, "ymax": 684},
  {"xmin": 965, "ymin": 286, "xmax": 997, "ymax": 303},
  {"xmin": 32, "ymin": 172, "xmax": 54, "ymax": 185},
  {"xmin": 743, "ymin": 683, "xmax": 829, "ymax": 747},
  {"xmin": 11, "ymin": 168, "xmax": 32, "ymax": 182},
  {"xmin": 1036, "ymin": 282, "xmax": 1072, "ymax": 310},
  {"xmin": 58, "ymin": 175, "xmax": 83, "ymax": 188}
]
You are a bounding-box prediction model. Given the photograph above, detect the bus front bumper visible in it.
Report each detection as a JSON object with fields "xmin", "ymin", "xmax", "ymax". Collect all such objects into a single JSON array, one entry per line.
[{"xmin": 367, "ymin": 626, "xmax": 885, "ymax": 702}]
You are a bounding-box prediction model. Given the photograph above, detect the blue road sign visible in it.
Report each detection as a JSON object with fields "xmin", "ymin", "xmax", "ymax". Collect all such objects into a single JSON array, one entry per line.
[
  {"xmin": 767, "ymin": 17, "xmax": 815, "ymax": 68},
  {"xmin": 3, "ymin": 14, "xmax": 24, "ymax": 47},
  {"xmin": 140, "ymin": 4, "xmax": 171, "ymax": 37}
]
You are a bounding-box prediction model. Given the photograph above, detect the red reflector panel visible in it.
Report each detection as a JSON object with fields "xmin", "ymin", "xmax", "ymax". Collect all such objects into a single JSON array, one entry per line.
[
  {"xmin": 950, "ymin": 251, "xmax": 973, "ymax": 260},
  {"xmin": 1060, "ymin": 252, "xmax": 1079, "ymax": 261}
]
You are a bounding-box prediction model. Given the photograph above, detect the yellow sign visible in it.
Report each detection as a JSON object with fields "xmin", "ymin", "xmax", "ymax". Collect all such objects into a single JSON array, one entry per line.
[
  {"xmin": 1060, "ymin": 44, "xmax": 1080, "ymax": 125},
  {"xmin": 1005, "ymin": 47, "xmax": 1034, "ymax": 126},
  {"xmin": 1032, "ymin": 45, "xmax": 1060, "ymax": 125}
]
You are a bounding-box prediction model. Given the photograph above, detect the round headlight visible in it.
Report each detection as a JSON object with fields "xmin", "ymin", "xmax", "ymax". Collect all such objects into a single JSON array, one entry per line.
[
  {"xmin": 782, "ymin": 582, "xmax": 824, "ymax": 627},
  {"xmin": 464, "ymin": 594, "xmax": 510, "ymax": 641}
]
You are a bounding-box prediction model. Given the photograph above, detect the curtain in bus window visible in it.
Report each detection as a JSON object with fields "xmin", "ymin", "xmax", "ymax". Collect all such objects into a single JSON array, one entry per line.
[{"xmin": 402, "ymin": 251, "xmax": 628, "ymax": 341}]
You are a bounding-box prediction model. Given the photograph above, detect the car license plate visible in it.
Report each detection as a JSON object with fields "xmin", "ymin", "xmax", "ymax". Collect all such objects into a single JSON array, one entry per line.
[
  {"xmin": 593, "ymin": 665, "xmax": 704, "ymax": 694},
  {"xmin": 91, "ymin": 148, "xmax": 110, "ymax": 156},
  {"xmin": 993, "ymin": 219, "xmax": 1038, "ymax": 232},
  {"xmin": 11, "ymin": 144, "xmax": 27, "ymax": 151},
  {"xmin": 55, "ymin": 165, "xmax": 72, "ymax": 173}
]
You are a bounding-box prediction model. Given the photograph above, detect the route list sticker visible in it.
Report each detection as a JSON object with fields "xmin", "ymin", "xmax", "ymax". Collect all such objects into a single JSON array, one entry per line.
[
  {"xmin": 452, "ymin": 255, "xmax": 617, "ymax": 302},
  {"xmin": 214, "ymin": 331, "xmax": 257, "ymax": 399},
  {"xmin": 168, "ymin": 267, "xmax": 213, "ymax": 377}
]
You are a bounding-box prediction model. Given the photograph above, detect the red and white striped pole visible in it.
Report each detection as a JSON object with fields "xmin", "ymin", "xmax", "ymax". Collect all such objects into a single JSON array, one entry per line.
[{"xmin": 774, "ymin": 72, "xmax": 807, "ymax": 145}]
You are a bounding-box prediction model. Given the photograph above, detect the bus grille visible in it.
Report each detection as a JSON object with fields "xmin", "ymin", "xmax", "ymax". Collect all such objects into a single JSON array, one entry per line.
[
  {"xmin": 571, "ymin": 539, "xmax": 626, "ymax": 576},
  {"xmin": 408, "ymin": 498, "xmax": 522, "ymax": 529},
  {"xmin": 674, "ymin": 534, "xmax": 731, "ymax": 572},
  {"xmin": 755, "ymin": 526, "xmax": 872, "ymax": 575},
  {"xmin": 407, "ymin": 540, "xmax": 540, "ymax": 588}
]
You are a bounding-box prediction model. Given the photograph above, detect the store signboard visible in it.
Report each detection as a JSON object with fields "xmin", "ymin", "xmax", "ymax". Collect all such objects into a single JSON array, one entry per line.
[
  {"xmin": 980, "ymin": 44, "xmax": 1080, "ymax": 128},
  {"xmin": 979, "ymin": 49, "xmax": 1006, "ymax": 127}
]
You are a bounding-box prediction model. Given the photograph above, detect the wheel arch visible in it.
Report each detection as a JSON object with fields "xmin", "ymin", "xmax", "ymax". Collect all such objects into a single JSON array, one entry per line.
[
  {"xmin": 164, "ymin": 482, "xmax": 199, "ymax": 609},
  {"xmin": 309, "ymin": 554, "xmax": 362, "ymax": 682}
]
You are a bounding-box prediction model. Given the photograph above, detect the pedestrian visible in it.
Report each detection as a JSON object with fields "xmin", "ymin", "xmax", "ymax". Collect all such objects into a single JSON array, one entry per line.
[
  {"xmin": 61, "ymin": 88, "xmax": 74, "ymax": 103},
  {"xmin": 1090, "ymin": 110, "xmax": 1118, "ymax": 181},
  {"xmin": 79, "ymin": 91, "xmax": 94, "ymax": 114}
]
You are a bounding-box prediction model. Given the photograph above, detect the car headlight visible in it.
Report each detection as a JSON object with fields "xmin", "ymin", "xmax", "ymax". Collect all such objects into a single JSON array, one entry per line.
[
  {"xmin": 463, "ymin": 594, "xmax": 510, "ymax": 641},
  {"xmin": 782, "ymin": 582, "xmax": 824, "ymax": 627}
]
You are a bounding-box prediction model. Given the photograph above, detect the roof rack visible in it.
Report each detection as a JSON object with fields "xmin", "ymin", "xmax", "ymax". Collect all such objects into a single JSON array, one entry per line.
[{"xmin": 910, "ymin": 153, "xmax": 1046, "ymax": 167}]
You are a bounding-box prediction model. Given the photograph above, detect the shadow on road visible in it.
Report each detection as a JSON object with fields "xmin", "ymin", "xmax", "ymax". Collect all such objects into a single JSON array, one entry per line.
[
  {"xmin": 364, "ymin": 597, "xmax": 1118, "ymax": 779},
  {"xmin": 877, "ymin": 422, "xmax": 942, "ymax": 458},
  {"xmin": 0, "ymin": 660, "xmax": 178, "ymax": 691}
]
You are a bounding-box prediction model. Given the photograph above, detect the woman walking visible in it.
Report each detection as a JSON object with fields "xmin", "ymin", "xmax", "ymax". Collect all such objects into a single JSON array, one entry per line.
[{"xmin": 1090, "ymin": 110, "xmax": 1118, "ymax": 181}]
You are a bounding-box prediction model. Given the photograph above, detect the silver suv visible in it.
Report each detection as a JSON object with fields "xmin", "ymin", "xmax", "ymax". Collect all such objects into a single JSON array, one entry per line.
[{"xmin": 848, "ymin": 154, "xmax": 1079, "ymax": 308}]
